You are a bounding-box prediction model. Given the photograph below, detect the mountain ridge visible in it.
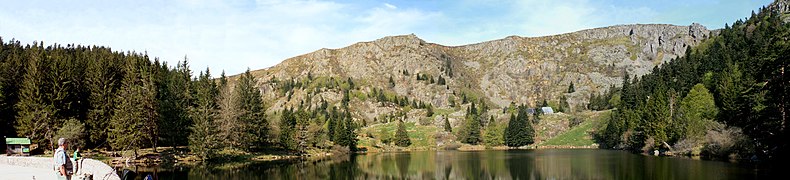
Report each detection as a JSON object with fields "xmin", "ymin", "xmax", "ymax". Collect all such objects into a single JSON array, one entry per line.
[{"xmin": 244, "ymin": 23, "xmax": 709, "ymax": 111}]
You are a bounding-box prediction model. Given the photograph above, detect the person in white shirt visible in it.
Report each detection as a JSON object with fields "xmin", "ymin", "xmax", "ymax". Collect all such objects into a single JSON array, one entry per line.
[{"xmin": 53, "ymin": 138, "xmax": 73, "ymax": 180}]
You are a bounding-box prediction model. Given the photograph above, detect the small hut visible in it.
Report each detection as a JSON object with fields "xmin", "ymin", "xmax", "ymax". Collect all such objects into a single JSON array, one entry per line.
[
  {"xmin": 541, "ymin": 107, "xmax": 554, "ymax": 114},
  {"xmin": 5, "ymin": 138, "xmax": 31, "ymax": 156}
]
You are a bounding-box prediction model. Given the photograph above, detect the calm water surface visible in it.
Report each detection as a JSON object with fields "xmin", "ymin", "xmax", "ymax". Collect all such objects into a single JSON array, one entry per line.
[{"xmin": 123, "ymin": 149, "xmax": 774, "ymax": 179}]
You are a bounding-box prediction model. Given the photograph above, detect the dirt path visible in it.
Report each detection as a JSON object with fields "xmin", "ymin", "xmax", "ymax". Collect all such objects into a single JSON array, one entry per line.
[{"xmin": 0, "ymin": 163, "xmax": 55, "ymax": 180}]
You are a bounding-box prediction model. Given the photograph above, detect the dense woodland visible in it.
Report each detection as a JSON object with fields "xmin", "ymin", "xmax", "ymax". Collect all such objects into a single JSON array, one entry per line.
[
  {"xmin": 0, "ymin": 40, "xmax": 363, "ymax": 159},
  {"xmin": 596, "ymin": 7, "xmax": 789, "ymax": 161}
]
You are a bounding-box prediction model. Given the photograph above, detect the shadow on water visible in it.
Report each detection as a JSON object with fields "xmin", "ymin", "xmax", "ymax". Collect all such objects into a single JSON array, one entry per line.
[{"xmin": 120, "ymin": 149, "xmax": 775, "ymax": 180}]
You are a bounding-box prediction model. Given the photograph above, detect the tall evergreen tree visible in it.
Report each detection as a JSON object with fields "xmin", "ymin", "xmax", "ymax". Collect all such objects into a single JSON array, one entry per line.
[
  {"xmin": 279, "ymin": 108, "xmax": 297, "ymax": 150},
  {"xmin": 85, "ymin": 54, "xmax": 118, "ymax": 147},
  {"xmin": 157, "ymin": 59, "xmax": 193, "ymax": 147},
  {"xmin": 109, "ymin": 57, "xmax": 158, "ymax": 156},
  {"xmin": 234, "ymin": 69, "xmax": 269, "ymax": 150},
  {"xmin": 15, "ymin": 47, "xmax": 57, "ymax": 149},
  {"xmin": 188, "ymin": 69, "xmax": 220, "ymax": 159},
  {"xmin": 443, "ymin": 116, "xmax": 452, "ymax": 132},
  {"xmin": 505, "ymin": 106, "xmax": 535, "ymax": 147}
]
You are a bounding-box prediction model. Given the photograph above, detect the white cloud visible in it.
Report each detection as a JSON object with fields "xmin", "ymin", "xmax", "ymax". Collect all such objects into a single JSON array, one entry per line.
[
  {"xmin": 384, "ymin": 3, "xmax": 397, "ymax": 9},
  {"xmin": 0, "ymin": 0, "xmax": 769, "ymax": 76}
]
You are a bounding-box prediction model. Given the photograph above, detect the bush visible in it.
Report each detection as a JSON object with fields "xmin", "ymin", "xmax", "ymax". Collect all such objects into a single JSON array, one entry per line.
[
  {"xmin": 56, "ymin": 119, "xmax": 86, "ymax": 150},
  {"xmin": 702, "ymin": 123, "xmax": 753, "ymax": 159},
  {"xmin": 569, "ymin": 117, "xmax": 583, "ymax": 128}
]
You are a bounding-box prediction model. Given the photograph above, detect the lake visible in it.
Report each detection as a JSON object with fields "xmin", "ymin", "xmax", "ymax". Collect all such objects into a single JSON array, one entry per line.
[{"xmin": 123, "ymin": 149, "xmax": 774, "ymax": 179}]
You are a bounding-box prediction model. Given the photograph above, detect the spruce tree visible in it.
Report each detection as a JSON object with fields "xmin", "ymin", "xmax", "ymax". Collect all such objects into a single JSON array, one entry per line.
[
  {"xmin": 234, "ymin": 69, "xmax": 269, "ymax": 150},
  {"xmin": 85, "ymin": 55, "xmax": 118, "ymax": 147},
  {"xmin": 394, "ymin": 120, "xmax": 411, "ymax": 147},
  {"xmin": 158, "ymin": 59, "xmax": 193, "ymax": 147},
  {"xmin": 505, "ymin": 107, "xmax": 535, "ymax": 147},
  {"xmin": 109, "ymin": 58, "xmax": 158, "ymax": 156},
  {"xmin": 559, "ymin": 95, "xmax": 569, "ymax": 113},
  {"xmin": 15, "ymin": 50, "xmax": 56, "ymax": 149},
  {"xmin": 568, "ymin": 82, "xmax": 575, "ymax": 93},
  {"xmin": 462, "ymin": 112, "xmax": 481, "ymax": 145},
  {"xmin": 279, "ymin": 108, "xmax": 297, "ymax": 150},
  {"xmin": 444, "ymin": 116, "xmax": 452, "ymax": 132},
  {"xmin": 188, "ymin": 69, "xmax": 220, "ymax": 159}
]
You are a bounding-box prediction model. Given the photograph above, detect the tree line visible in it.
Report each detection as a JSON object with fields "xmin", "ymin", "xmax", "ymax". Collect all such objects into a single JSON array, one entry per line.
[
  {"xmin": 0, "ymin": 40, "xmax": 358, "ymax": 159},
  {"xmin": 597, "ymin": 7, "xmax": 788, "ymax": 161}
]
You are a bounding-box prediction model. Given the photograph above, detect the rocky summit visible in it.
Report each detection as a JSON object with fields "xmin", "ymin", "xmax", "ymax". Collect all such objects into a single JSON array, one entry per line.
[{"xmin": 234, "ymin": 23, "xmax": 711, "ymax": 126}]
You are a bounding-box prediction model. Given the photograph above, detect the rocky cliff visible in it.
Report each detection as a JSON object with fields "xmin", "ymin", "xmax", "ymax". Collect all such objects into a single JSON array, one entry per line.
[{"xmin": 232, "ymin": 23, "xmax": 711, "ymax": 127}]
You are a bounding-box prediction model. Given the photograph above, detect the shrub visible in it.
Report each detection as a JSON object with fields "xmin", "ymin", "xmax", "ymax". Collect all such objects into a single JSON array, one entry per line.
[{"xmin": 702, "ymin": 123, "xmax": 752, "ymax": 159}]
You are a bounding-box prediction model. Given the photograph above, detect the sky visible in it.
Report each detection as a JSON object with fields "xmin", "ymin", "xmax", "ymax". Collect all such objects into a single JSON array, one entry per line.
[{"xmin": 0, "ymin": 0, "xmax": 774, "ymax": 76}]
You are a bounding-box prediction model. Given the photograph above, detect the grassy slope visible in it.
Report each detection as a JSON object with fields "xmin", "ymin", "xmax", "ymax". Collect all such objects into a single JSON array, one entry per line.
[
  {"xmin": 539, "ymin": 110, "xmax": 611, "ymax": 147},
  {"xmin": 358, "ymin": 121, "xmax": 438, "ymax": 150}
]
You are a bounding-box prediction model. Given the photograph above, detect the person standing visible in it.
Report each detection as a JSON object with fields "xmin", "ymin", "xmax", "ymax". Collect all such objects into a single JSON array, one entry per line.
[
  {"xmin": 73, "ymin": 147, "xmax": 81, "ymax": 174},
  {"xmin": 53, "ymin": 138, "xmax": 73, "ymax": 180}
]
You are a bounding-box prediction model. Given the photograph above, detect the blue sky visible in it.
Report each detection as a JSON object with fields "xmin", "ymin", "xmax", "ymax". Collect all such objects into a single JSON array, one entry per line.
[{"xmin": 0, "ymin": 0, "xmax": 773, "ymax": 76}]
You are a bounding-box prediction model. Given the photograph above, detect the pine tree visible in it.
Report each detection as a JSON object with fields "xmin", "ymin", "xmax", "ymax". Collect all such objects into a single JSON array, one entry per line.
[
  {"xmin": 394, "ymin": 120, "xmax": 411, "ymax": 147},
  {"xmin": 559, "ymin": 95, "xmax": 569, "ymax": 113},
  {"xmin": 483, "ymin": 116, "xmax": 504, "ymax": 146},
  {"xmin": 188, "ymin": 69, "xmax": 220, "ymax": 159},
  {"xmin": 15, "ymin": 50, "xmax": 57, "ymax": 149},
  {"xmin": 443, "ymin": 116, "xmax": 452, "ymax": 132},
  {"xmin": 568, "ymin": 82, "xmax": 575, "ymax": 93},
  {"xmin": 158, "ymin": 59, "xmax": 193, "ymax": 147},
  {"xmin": 234, "ymin": 69, "xmax": 269, "ymax": 150},
  {"xmin": 108, "ymin": 57, "xmax": 158, "ymax": 156},
  {"xmin": 217, "ymin": 70, "xmax": 242, "ymax": 147},
  {"xmin": 388, "ymin": 75, "xmax": 395, "ymax": 88},
  {"xmin": 279, "ymin": 108, "xmax": 297, "ymax": 150},
  {"xmin": 505, "ymin": 106, "xmax": 535, "ymax": 147},
  {"xmin": 85, "ymin": 55, "xmax": 118, "ymax": 147},
  {"xmin": 462, "ymin": 110, "xmax": 481, "ymax": 145}
]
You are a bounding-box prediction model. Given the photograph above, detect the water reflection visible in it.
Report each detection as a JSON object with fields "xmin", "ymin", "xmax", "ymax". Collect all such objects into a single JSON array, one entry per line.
[{"xmin": 124, "ymin": 149, "xmax": 771, "ymax": 180}]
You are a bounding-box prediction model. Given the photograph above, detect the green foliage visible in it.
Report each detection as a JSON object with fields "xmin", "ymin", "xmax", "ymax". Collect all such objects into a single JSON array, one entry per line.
[
  {"xmin": 158, "ymin": 59, "xmax": 193, "ymax": 147},
  {"xmin": 279, "ymin": 108, "xmax": 297, "ymax": 150},
  {"xmin": 460, "ymin": 103, "xmax": 482, "ymax": 144},
  {"xmin": 483, "ymin": 117, "xmax": 505, "ymax": 146},
  {"xmin": 188, "ymin": 69, "xmax": 220, "ymax": 160},
  {"xmin": 85, "ymin": 55, "xmax": 119, "ymax": 147},
  {"xmin": 333, "ymin": 111, "xmax": 357, "ymax": 150},
  {"xmin": 394, "ymin": 120, "xmax": 411, "ymax": 147},
  {"xmin": 443, "ymin": 117, "xmax": 452, "ymax": 132},
  {"xmin": 56, "ymin": 119, "xmax": 86, "ymax": 150},
  {"xmin": 567, "ymin": 82, "xmax": 575, "ymax": 93},
  {"xmin": 15, "ymin": 52, "xmax": 57, "ymax": 148},
  {"xmin": 109, "ymin": 58, "xmax": 158, "ymax": 153},
  {"xmin": 558, "ymin": 95, "xmax": 569, "ymax": 113},
  {"xmin": 505, "ymin": 106, "xmax": 535, "ymax": 147},
  {"xmin": 606, "ymin": 7, "xmax": 790, "ymax": 158},
  {"xmin": 234, "ymin": 69, "xmax": 269, "ymax": 150},
  {"xmin": 388, "ymin": 75, "xmax": 395, "ymax": 88},
  {"xmin": 677, "ymin": 84, "xmax": 718, "ymax": 140}
]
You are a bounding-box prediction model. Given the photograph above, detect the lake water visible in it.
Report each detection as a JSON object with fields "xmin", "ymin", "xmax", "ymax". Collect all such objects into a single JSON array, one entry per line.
[{"xmin": 124, "ymin": 149, "xmax": 774, "ymax": 179}]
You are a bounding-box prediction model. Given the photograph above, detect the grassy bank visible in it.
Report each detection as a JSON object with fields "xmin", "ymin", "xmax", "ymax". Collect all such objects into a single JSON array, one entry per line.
[
  {"xmin": 358, "ymin": 121, "xmax": 439, "ymax": 152},
  {"xmin": 538, "ymin": 110, "xmax": 610, "ymax": 148}
]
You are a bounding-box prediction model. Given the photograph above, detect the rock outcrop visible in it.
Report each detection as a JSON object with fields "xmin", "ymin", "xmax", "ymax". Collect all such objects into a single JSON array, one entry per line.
[{"xmin": 248, "ymin": 23, "xmax": 710, "ymax": 112}]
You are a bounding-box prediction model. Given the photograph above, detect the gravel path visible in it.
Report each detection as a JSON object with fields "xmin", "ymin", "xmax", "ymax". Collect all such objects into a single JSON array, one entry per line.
[{"xmin": 0, "ymin": 163, "xmax": 55, "ymax": 180}]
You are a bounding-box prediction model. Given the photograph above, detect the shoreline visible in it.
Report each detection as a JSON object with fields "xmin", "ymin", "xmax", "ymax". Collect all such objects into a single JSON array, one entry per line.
[{"xmin": 0, "ymin": 155, "xmax": 120, "ymax": 180}]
